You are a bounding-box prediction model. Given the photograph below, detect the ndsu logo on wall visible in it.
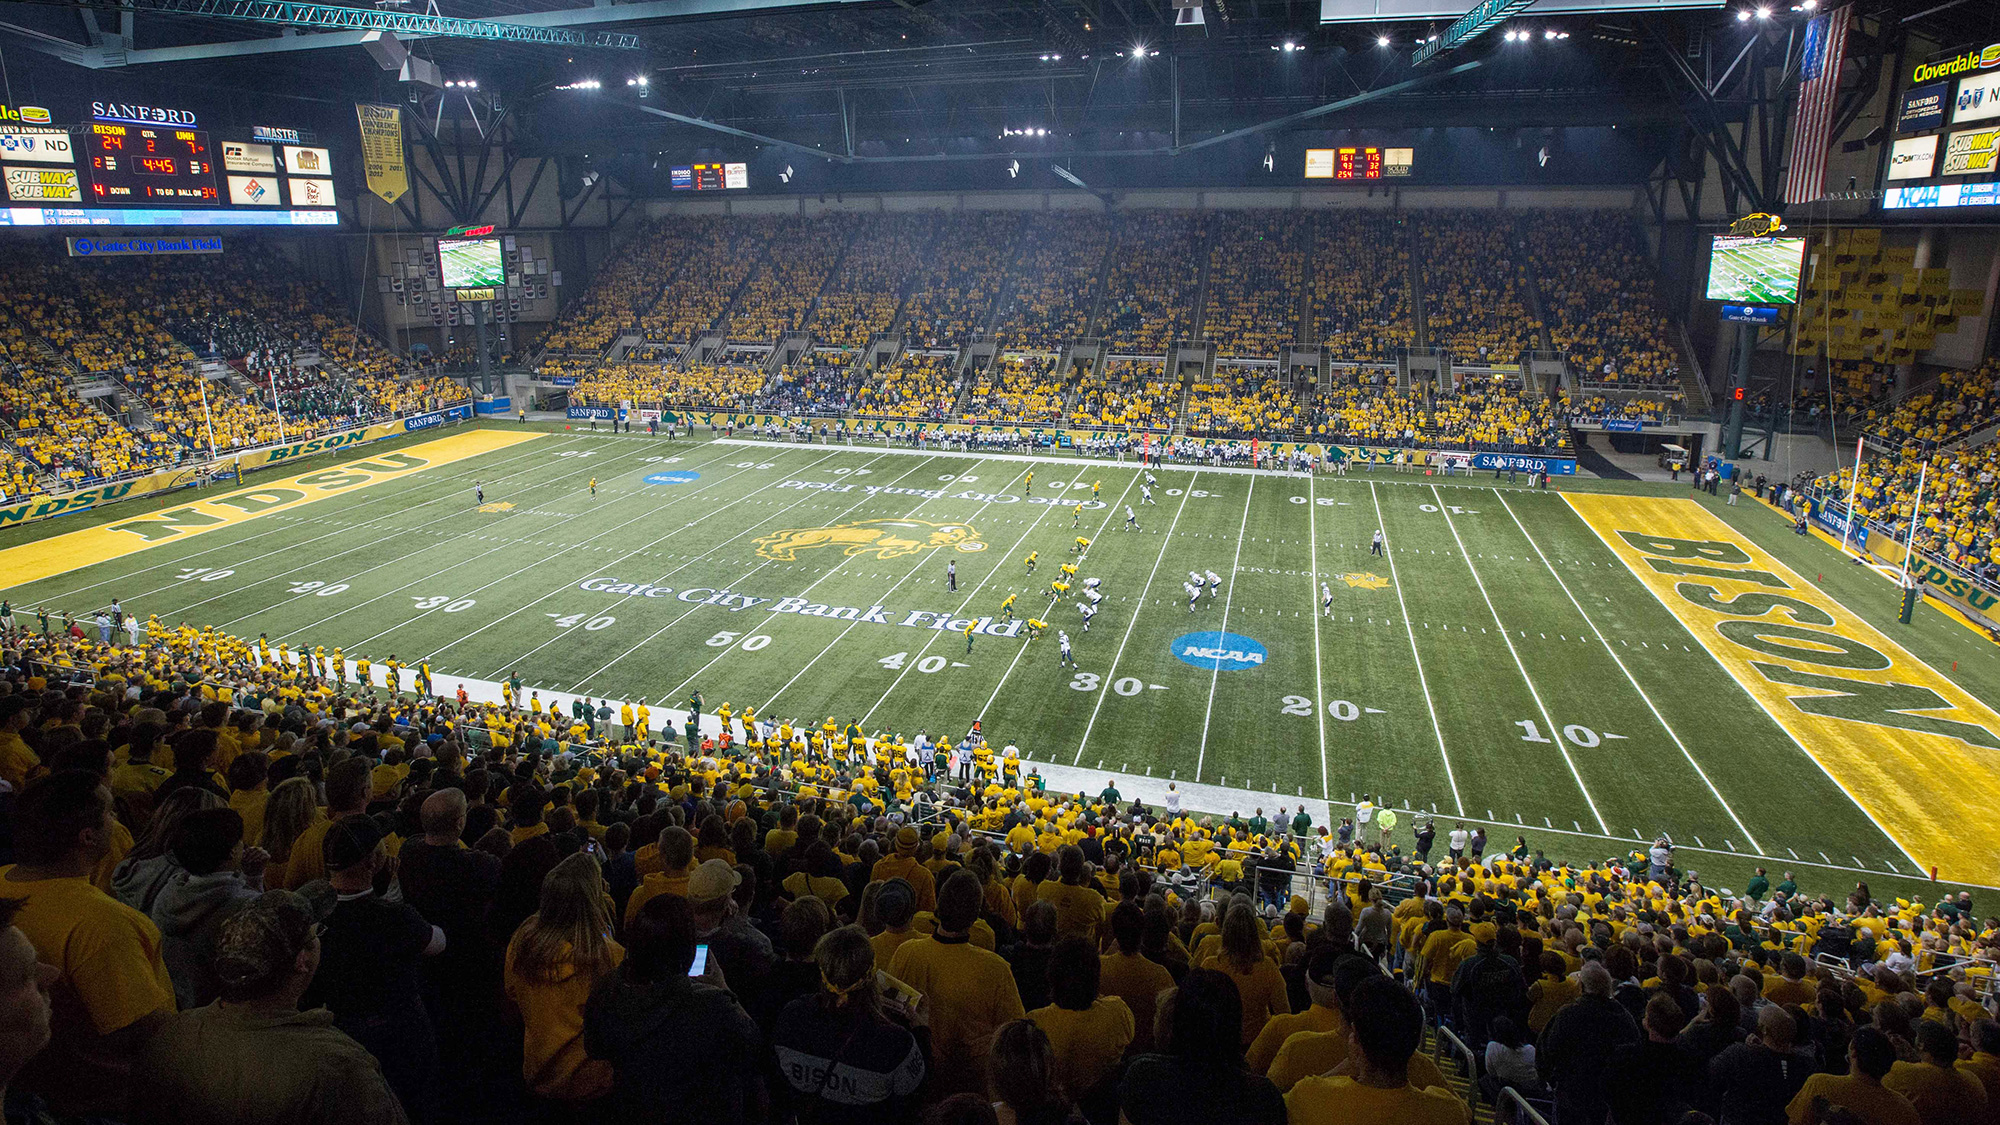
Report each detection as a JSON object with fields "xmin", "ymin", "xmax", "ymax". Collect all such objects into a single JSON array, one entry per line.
[{"xmin": 1172, "ymin": 631, "xmax": 1268, "ymax": 671}]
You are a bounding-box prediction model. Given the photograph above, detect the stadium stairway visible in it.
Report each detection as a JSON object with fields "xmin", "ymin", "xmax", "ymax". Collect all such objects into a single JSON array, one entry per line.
[
  {"xmin": 1407, "ymin": 218, "xmax": 1431, "ymax": 347},
  {"xmin": 1512, "ymin": 218, "xmax": 1558, "ymax": 354},
  {"xmin": 1187, "ymin": 222, "xmax": 1218, "ymax": 341},
  {"xmin": 1081, "ymin": 224, "xmax": 1120, "ymax": 338}
]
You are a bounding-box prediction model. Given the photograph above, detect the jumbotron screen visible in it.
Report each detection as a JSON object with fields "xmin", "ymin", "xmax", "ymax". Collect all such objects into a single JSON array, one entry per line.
[
  {"xmin": 1705, "ymin": 236, "xmax": 1807, "ymax": 306},
  {"xmin": 438, "ymin": 237, "xmax": 505, "ymax": 290}
]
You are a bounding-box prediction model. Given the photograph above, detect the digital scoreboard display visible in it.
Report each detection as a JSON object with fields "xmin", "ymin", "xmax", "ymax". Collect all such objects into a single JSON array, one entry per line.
[
  {"xmin": 86, "ymin": 124, "xmax": 218, "ymax": 204},
  {"xmin": 0, "ymin": 102, "xmax": 336, "ymax": 226},
  {"xmin": 1705, "ymin": 236, "xmax": 1807, "ymax": 305},
  {"xmin": 1305, "ymin": 147, "xmax": 1413, "ymax": 180},
  {"xmin": 669, "ymin": 162, "xmax": 748, "ymax": 191}
]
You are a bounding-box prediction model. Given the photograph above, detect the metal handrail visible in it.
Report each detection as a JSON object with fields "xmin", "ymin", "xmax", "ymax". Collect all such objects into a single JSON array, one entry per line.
[{"xmin": 1497, "ymin": 1086, "xmax": 1555, "ymax": 1125}]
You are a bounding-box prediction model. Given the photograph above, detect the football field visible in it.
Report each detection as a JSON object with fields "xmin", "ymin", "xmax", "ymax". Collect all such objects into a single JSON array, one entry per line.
[{"xmin": 7, "ymin": 425, "xmax": 2000, "ymax": 892}]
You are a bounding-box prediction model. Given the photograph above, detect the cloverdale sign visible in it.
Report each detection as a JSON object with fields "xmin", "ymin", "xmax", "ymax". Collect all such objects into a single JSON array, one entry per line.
[{"xmin": 1913, "ymin": 42, "xmax": 2000, "ymax": 86}]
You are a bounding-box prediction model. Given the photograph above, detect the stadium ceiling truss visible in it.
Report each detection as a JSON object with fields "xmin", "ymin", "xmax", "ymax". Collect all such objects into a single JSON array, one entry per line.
[{"xmin": 1639, "ymin": 7, "xmax": 1892, "ymax": 218}]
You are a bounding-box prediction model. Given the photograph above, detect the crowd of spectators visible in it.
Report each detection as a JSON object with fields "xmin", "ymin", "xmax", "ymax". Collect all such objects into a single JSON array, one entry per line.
[
  {"xmin": 575, "ymin": 363, "xmax": 768, "ymax": 412},
  {"xmin": 760, "ymin": 362, "xmax": 868, "ymax": 417},
  {"xmin": 729, "ymin": 219, "xmax": 845, "ymax": 344},
  {"xmin": 901, "ymin": 214, "xmax": 1020, "ymax": 349},
  {"xmin": 996, "ymin": 215, "xmax": 1110, "ymax": 351},
  {"xmin": 641, "ymin": 220, "xmax": 765, "ymax": 346},
  {"xmin": 1419, "ymin": 212, "xmax": 1542, "ymax": 367},
  {"xmin": 1204, "ymin": 213, "xmax": 1305, "ymax": 359},
  {"xmin": 810, "ymin": 215, "xmax": 929, "ymax": 349},
  {"xmin": 856, "ymin": 354, "xmax": 962, "ymax": 421},
  {"xmin": 1186, "ymin": 371, "xmax": 1300, "ymax": 438},
  {"xmin": 1522, "ymin": 211, "xmax": 1678, "ymax": 389},
  {"xmin": 962, "ymin": 356, "xmax": 1072, "ymax": 425},
  {"xmin": 1312, "ymin": 213, "xmax": 1414, "ymax": 363},
  {"xmin": 1099, "ymin": 214, "xmax": 1207, "ymax": 354},
  {"xmin": 1070, "ymin": 361, "xmax": 1178, "ymax": 432},
  {"xmin": 1, "ymin": 618, "xmax": 1995, "ymax": 1125},
  {"xmin": 1817, "ymin": 359, "xmax": 2000, "ymax": 579},
  {"xmin": 1304, "ymin": 380, "xmax": 1427, "ymax": 447},
  {"xmin": 1427, "ymin": 381, "xmax": 1566, "ymax": 452}
]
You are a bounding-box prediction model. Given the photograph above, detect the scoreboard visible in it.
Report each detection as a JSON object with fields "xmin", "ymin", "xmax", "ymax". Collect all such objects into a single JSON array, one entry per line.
[
  {"xmin": 87, "ymin": 124, "xmax": 218, "ymax": 204},
  {"xmin": 1304, "ymin": 146, "xmax": 1414, "ymax": 180},
  {"xmin": 0, "ymin": 101, "xmax": 338, "ymax": 226},
  {"xmin": 669, "ymin": 162, "xmax": 748, "ymax": 191}
]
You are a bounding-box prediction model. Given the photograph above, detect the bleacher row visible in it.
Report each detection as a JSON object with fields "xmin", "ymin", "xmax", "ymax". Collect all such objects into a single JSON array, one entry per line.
[
  {"xmin": 3, "ymin": 622, "xmax": 1995, "ymax": 1125},
  {"xmin": 0, "ymin": 245, "xmax": 469, "ymax": 503}
]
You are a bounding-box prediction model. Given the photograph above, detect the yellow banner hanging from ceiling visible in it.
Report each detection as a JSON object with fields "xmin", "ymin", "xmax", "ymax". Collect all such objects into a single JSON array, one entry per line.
[{"xmin": 355, "ymin": 103, "xmax": 408, "ymax": 205}]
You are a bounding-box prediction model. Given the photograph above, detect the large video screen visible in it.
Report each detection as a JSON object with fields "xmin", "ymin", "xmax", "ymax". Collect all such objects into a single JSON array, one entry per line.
[
  {"xmin": 1705, "ymin": 235, "xmax": 1807, "ymax": 305},
  {"xmin": 438, "ymin": 237, "xmax": 505, "ymax": 289}
]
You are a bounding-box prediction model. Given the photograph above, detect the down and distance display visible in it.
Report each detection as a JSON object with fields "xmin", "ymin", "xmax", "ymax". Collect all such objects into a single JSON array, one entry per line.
[{"xmin": 87, "ymin": 123, "xmax": 218, "ymax": 204}]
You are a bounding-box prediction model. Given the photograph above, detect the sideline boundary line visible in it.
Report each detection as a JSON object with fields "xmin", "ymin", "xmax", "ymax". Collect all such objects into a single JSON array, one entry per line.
[{"xmin": 1308, "ymin": 475, "xmax": 1329, "ymax": 800}]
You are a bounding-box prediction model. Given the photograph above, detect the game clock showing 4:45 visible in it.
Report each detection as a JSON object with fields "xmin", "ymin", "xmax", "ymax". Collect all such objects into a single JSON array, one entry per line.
[{"xmin": 87, "ymin": 123, "xmax": 219, "ymax": 204}]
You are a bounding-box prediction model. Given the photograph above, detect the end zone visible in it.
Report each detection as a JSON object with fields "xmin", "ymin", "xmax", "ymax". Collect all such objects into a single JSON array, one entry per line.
[
  {"xmin": 1567, "ymin": 493, "xmax": 2000, "ymax": 882},
  {"xmin": 0, "ymin": 428, "xmax": 542, "ymax": 591}
]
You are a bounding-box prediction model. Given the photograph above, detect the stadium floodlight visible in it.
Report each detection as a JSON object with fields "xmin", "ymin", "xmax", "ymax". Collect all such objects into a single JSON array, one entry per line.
[
  {"xmin": 1755, "ymin": 6, "xmax": 1770, "ymax": 16},
  {"xmin": 1736, "ymin": 7, "xmax": 1752, "ymax": 18},
  {"xmin": 1377, "ymin": 34, "xmax": 1391, "ymax": 46}
]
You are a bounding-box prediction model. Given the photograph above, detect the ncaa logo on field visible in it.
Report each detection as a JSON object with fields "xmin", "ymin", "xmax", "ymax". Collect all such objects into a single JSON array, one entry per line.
[
  {"xmin": 1171, "ymin": 631, "xmax": 1267, "ymax": 672},
  {"xmin": 644, "ymin": 470, "xmax": 701, "ymax": 485}
]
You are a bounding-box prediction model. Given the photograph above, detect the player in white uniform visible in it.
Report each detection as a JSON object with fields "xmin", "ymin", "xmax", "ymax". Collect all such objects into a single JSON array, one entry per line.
[
  {"xmin": 1124, "ymin": 505, "xmax": 1139, "ymax": 531},
  {"xmin": 1184, "ymin": 581, "xmax": 1201, "ymax": 613},
  {"xmin": 1079, "ymin": 601, "xmax": 1098, "ymax": 631},
  {"xmin": 1083, "ymin": 587, "xmax": 1103, "ymax": 605},
  {"xmin": 1188, "ymin": 571, "xmax": 1204, "ymax": 596},
  {"xmin": 1141, "ymin": 484, "xmax": 1155, "ymax": 505},
  {"xmin": 1082, "ymin": 576, "xmax": 1102, "ymax": 591},
  {"xmin": 1058, "ymin": 630, "xmax": 1077, "ymax": 668},
  {"xmin": 1145, "ymin": 470, "xmax": 1158, "ymax": 489},
  {"xmin": 1321, "ymin": 582, "xmax": 1334, "ymax": 617},
  {"xmin": 1205, "ymin": 570, "xmax": 1222, "ymax": 600}
]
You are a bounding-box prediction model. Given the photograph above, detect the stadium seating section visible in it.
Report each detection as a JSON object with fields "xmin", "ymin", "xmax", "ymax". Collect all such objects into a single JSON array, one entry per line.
[
  {"xmin": 1419, "ymin": 210, "xmax": 1543, "ymax": 366},
  {"xmin": 855, "ymin": 353, "xmax": 961, "ymax": 421},
  {"xmin": 1099, "ymin": 213, "xmax": 1206, "ymax": 353},
  {"xmin": 996, "ymin": 213, "xmax": 1110, "ymax": 351},
  {"xmin": 1523, "ymin": 210, "xmax": 1678, "ymax": 387},
  {"xmin": 0, "ymin": 244, "xmax": 468, "ymax": 500},
  {"xmin": 1070, "ymin": 360, "xmax": 1178, "ymax": 432},
  {"xmin": 1203, "ymin": 211, "xmax": 1305, "ymax": 358},
  {"xmin": 5, "ymin": 619, "xmax": 1994, "ymax": 1125},
  {"xmin": 1311, "ymin": 211, "xmax": 1415, "ymax": 363}
]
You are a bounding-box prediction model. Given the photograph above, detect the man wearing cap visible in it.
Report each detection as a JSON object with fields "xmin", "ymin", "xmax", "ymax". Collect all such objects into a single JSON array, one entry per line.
[
  {"xmin": 871, "ymin": 826, "xmax": 938, "ymax": 913},
  {"xmin": 1450, "ymin": 921, "xmax": 1524, "ymax": 1050},
  {"xmin": 689, "ymin": 858, "xmax": 773, "ymax": 982},
  {"xmin": 302, "ymin": 816, "xmax": 443, "ymax": 1123},
  {"xmin": 130, "ymin": 889, "xmax": 407, "ymax": 1125}
]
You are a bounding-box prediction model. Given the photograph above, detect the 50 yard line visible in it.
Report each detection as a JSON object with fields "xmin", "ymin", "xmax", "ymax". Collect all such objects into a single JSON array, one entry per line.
[
  {"xmin": 1429, "ymin": 483, "xmax": 1609, "ymax": 835},
  {"xmin": 1494, "ymin": 489, "xmax": 1762, "ymax": 853},
  {"xmin": 1368, "ymin": 481, "xmax": 1465, "ymax": 816},
  {"xmin": 1194, "ymin": 475, "xmax": 1255, "ymax": 783}
]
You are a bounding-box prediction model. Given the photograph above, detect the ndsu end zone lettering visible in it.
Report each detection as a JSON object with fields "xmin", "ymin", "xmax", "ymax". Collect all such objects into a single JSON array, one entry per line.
[
  {"xmin": 0, "ymin": 429, "xmax": 539, "ymax": 589},
  {"xmin": 1567, "ymin": 494, "xmax": 2000, "ymax": 881}
]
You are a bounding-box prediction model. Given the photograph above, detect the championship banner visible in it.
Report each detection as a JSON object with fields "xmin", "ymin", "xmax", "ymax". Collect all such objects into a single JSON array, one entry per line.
[{"xmin": 355, "ymin": 103, "xmax": 408, "ymax": 205}]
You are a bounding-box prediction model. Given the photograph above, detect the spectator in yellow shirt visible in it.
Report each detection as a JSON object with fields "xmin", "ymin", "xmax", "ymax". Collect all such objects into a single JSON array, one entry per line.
[
  {"xmin": 1028, "ymin": 936, "xmax": 1134, "ymax": 1105},
  {"xmin": 503, "ymin": 853, "xmax": 624, "ymax": 1102},
  {"xmin": 1285, "ymin": 974, "xmax": 1469, "ymax": 1125}
]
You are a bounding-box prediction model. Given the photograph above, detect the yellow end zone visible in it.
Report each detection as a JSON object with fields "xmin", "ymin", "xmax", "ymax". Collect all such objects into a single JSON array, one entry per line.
[
  {"xmin": 0, "ymin": 428, "xmax": 540, "ymax": 590},
  {"xmin": 1566, "ymin": 493, "xmax": 2000, "ymax": 882}
]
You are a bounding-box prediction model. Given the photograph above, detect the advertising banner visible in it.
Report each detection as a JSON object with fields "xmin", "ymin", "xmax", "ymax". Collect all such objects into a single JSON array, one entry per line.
[
  {"xmin": 1941, "ymin": 126, "xmax": 2000, "ymax": 176},
  {"xmin": 0, "ymin": 128, "xmax": 77, "ymax": 164},
  {"xmin": 4, "ymin": 166, "xmax": 80, "ymax": 203},
  {"xmin": 1897, "ymin": 81, "xmax": 1951, "ymax": 133},
  {"xmin": 402, "ymin": 404, "xmax": 473, "ymax": 431},
  {"xmin": 1470, "ymin": 452, "xmax": 1579, "ymax": 475},
  {"xmin": 1888, "ymin": 135, "xmax": 1940, "ymax": 180},
  {"xmin": 1954, "ymin": 69, "xmax": 2000, "ymax": 124},
  {"xmin": 567, "ymin": 405, "xmax": 617, "ymax": 420},
  {"xmin": 354, "ymin": 104, "xmax": 408, "ymax": 204}
]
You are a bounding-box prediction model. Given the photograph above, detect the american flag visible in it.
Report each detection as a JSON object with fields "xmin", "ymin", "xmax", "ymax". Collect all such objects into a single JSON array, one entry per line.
[{"xmin": 1783, "ymin": 4, "xmax": 1851, "ymax": 206}]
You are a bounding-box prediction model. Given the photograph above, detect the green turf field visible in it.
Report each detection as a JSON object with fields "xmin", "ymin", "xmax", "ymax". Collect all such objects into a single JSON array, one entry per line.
[{"xmin": 7, "ymin": 425, "xmax": 1999, "ymax": 895}]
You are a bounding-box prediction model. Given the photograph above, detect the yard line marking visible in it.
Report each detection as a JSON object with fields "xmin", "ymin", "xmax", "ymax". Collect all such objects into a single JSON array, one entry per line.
[
  {"xmin": 18, "ymin": 435, "xmax": 578, "ymax": 608},
  {"xmin": 212, "ymin": 441, "xmax": 746, "ymax": 641},
  {"xmin": 1194, "ymin": 475, "xmax": 1256, "ymax": 782},
  {"xmin": 771, "ymin": 460, "xmax": 1058, "ymax": 716},
  {"xmin": 405, "ymin": 450, "xmax": 847, "ymax": 662},
  {"xmin": 1431, "ymin": 484, "xmax": 1609, "ymax": 835},
  {"xmin": 1494, "ymin": 489, "xmax": 1762, "ymax": 853},
  {"xmin": 555, "ymin": 451, "xmax": 898, "ymax": 690},
  {"xmin": 1367, "ymin": 481, "xmax": 1465, "ymax": 816},
  {"xmin": 862, "ymin": 468, "xmax": 1137, "ymax": 724},
  {"xmin": 654, "ymin": 455, "xmax": 970, "ymax": 705},
  {"xmin": 182, "ymin": 439, "xmax": 716, "ymax": 627},
  {"xmin": 1067, "ymin": 473, "xmax": 1199, "ymax": 765}
]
